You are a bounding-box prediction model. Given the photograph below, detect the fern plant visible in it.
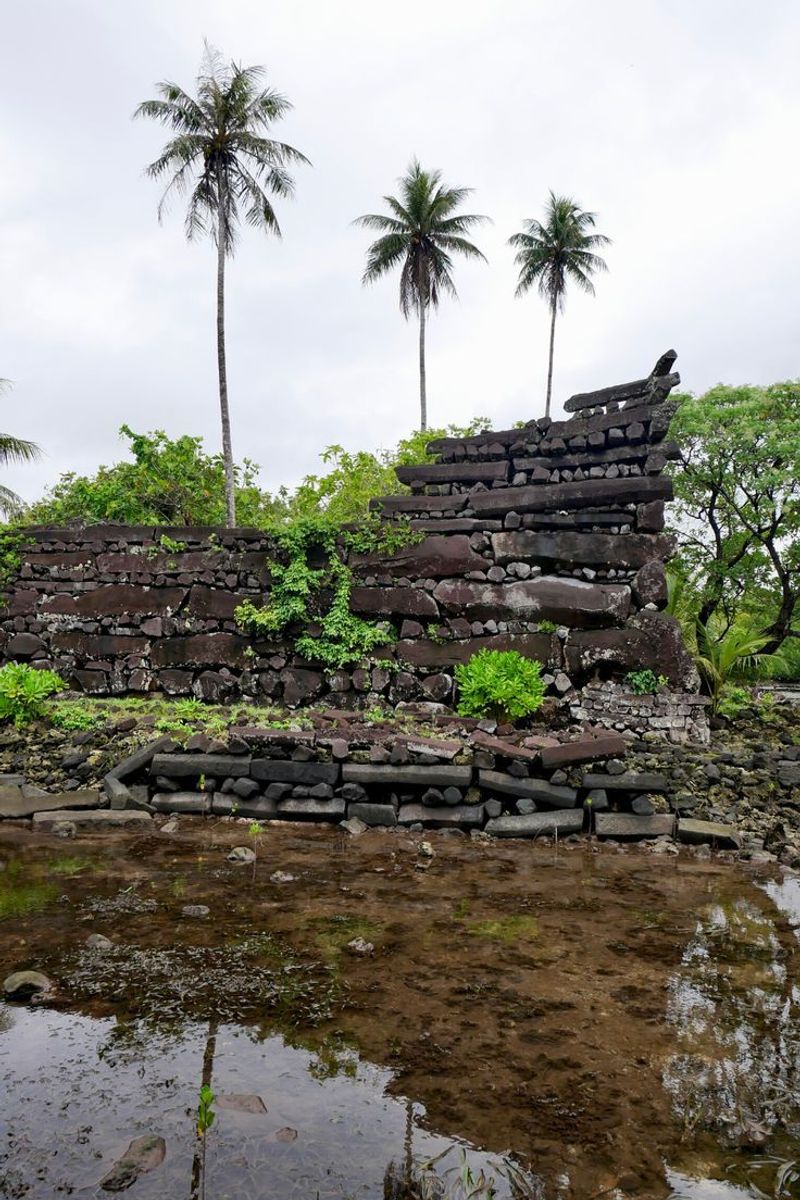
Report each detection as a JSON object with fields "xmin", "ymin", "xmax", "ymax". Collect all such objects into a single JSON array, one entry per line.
[
  {"xmin": 455, "ymin": 650, "xmax": 545, "ymax": 724},
  {"xmin": 0, "ymin": 662, "xmax": 66, "ymax": 727},
  {"xmin": 695, "ymin": 615, "xmax": 786, "ymax": 714}
]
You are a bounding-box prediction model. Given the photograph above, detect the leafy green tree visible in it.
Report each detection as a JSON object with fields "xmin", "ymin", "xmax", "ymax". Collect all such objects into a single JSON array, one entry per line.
[
  {"xmin": 355, "ymin": 160, "xmax": 488, "ymax": 432},
  {"xmin": 668, "ymin": 382, "xmax": 800, "ymax": 653},
  {"xmin": 509, "ymin": 193, "xmax": 610, "ymax": 418},
  {"xmin": 135, "ymin": 45, "xmax": 309, "ymax": 528},
  {"xmin": 695, "ymin": 614, "xmax": 785, "ymax": 714},
  {"xmin": 285, "ymin": 419, "xmax": 490, "ymax": 525},
  {"xmin": 0, "ymin": 380, "xmax": 41, "ymax": 515},
  {"xmin": 27, "ymin": 426, "xmax": 286, "ymax": 527}
]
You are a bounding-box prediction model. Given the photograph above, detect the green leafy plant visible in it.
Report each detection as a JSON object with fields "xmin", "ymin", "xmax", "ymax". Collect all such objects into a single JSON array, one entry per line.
[
  {"xmin": 537, "ymin": 619, "xmax": 558, "ymax": 634},
  {"xmin": 0, "ymin": 662, "xmax": 66, "ymax": 727},
  {"xmin": 695, "ymin": 615, "xmax": 786, "ymax": 714},
  {"xmin": 158, "ymin": 534, "xmax": 187, "ymax": 554},
  {"xmin": 717, "ymin": 684, "xmax": 753, "ymax": 720},
  {"xmin": 196, "ymin": 1083, "xmax": 215, "ymax": 1136},
  {"xmin": 47, "ymin": 701, "xmax": 102, "ymax": 731},
  {"xmin": 454, "ymin": 649, "xmax": 545, "ymax": 725},
  {"xmin": 624, "ymin": 669, "xmax": 668, "ymax": 695},
  {"xmin": 235, "ymin": 517, "xmax": 394, "ymax": 669}
]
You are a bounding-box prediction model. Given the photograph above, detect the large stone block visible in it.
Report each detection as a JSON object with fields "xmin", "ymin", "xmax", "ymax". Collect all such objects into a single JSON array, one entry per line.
[
  {"xmin": 485, "ymin": 810, "xmax": 584, "ymax": 838},
  {"xmin": 632, "ymin": 560, "xmax": 668, "ymax": 608},
  {"xmin": 275, "ymin": 797, "xmax": 346, "ymax": 821},
  {"xmin": 342, "ymin": 763, "xmax": 473, "ymax": 787},
  {"xmin": 348, "ymin": 802, "xmax": 398, "ymax": 827},
  {"xmin": 677, "ymin": 819, "xmax": 741, "ymax": 849},
  {"xmin": 490, "ymin": 531, "xmax": 673, "ymax": 569},
  {"xmin": 581, "ymin": 771, "xmax": 668, "ymax": 792},
  {"xmin": 150, "ymin": 633, "xmax": 251, "ymax": 669},
  {"xmin": 478, "ymin": 771, "xmax": 578, "ymax": 808},
  {"xmin": 0, "ymin": 787, "xmax": 102, "ymax": 820},
  {"xmin": 565, "ymin": 611, "xmax": 699, "ymax": 690},
  {"xmin": 395, "ymin": 460, "xmax": 509, "ymax": 485},
  {"xmin": 351, "ymin": 534, "xmax": 485, "ymax": 578},
  {"xmin": 349, "ymin": 586, "xmax": 439, "ymax": 618},
  {"xmin": 396, "ymin": 633, "xmax": 555, "ymax": 669},
  {"xmin": 250, "ymin": 760, "xmax": 339, "ymax": 785},
  {"xmin": 42, "ymin": 584, "xmax": 187, "ymax": 617},
  {"xmin": 32, "ymin": 809, "xmax": 152, "ymax": 830},
  {"xmin": 432, "ymin": 577, "xmax": 631, "ymax": 627},
  {"xmin": 51, "ymin": 632, "xmax": 149, "ymax": 658},
  {"xmin": 595, "ymin": 812, "xmax": 675, "ymax": 839},
  {"xmin": 150, "ymin": 753, "xmax": 252, "ymax": 778},
  {"xmin": 538, "ymin": 734, "xmax": 628, "ymax": 768},
  {"xmin": 469, "ymin": 475, "xmax": 673, "ymax": 517},
  {"xmin": 397, "ymin": 802, "xmax": 485, "ymax": 828},
  {"xmin": 186, "ymin": 586, "xmax": 248, "ymax": 620}
]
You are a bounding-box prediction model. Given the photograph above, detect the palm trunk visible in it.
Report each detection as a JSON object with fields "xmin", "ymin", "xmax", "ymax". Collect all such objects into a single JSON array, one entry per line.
[
  {"xmin": 216, "ymin": 180, "xmax": 236, "ymax": 528},
  {"xmin": 545, "ymin": 297, "xmax": 557, "ymax": 420},
  {"xmin": 418, "ymin": 303, "xmax": 427, "ymax": 432}
]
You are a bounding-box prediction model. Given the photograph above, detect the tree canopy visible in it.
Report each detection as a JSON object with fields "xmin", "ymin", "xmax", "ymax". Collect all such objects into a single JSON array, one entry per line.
[{"xmin": 668, "ymin": 380, "xmax": 800, "ymax": 653}]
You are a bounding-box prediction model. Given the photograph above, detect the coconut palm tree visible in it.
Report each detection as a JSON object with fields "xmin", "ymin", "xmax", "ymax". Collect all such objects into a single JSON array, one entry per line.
[
  {"xmin": 135, "ymin": 45, "xmax": 310, "ymax": 527},
  {"xmin": 509, "ymin": 193, "xmax": 610, "ymax": 419},
  {"xmin": 0, "ymin": 380, "xmax": 41, "ymax": 515},
  {"xmin": 355, "ymin": 160, "xmax": 488, "ymax": 432}
]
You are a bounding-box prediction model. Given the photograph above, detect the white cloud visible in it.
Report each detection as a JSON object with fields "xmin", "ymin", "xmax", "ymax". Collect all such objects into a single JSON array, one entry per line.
[{"xmin": 0, "ymin": 0, "xmax": 798, "ymax": 504}]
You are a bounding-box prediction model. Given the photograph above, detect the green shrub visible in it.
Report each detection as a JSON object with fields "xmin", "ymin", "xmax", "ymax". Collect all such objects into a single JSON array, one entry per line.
[
  {"xmin": 717, "ymin": 684, "xmax": 753, "ymax": 720},
  {"xmin": 47, "ymin": 701, "xmax": 102, "ymax": 731},
  {"xmin": 624, "ymin": 669, "xmax": 668, "ymax": 695},
  {"xmin": 455, "ymin": 649, "xmax": 546, "ymax": 724},
  {"xmin": 0, "ymin": 662, "xmax": 66, "ymax": 727}
]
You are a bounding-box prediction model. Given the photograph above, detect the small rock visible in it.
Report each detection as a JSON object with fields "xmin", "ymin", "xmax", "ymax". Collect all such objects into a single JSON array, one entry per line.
[
  {"xmin": 632, "ymin": 795, "xmax": 656, "ymax": 816},
  {"xmin": 160, "ymin": 819, "xmax": 180, "ymax": 834},
  {"xmin": 418, "ymin": 841, "xmax": 434, "ymax": 858},
  {"xmin": 3, "ymin": 969, "xmax": 52, "ymax": 1000},
  {"xmin": 269, "ymin": 871, "xmax": 295, "ymax": 884},
  {"xmin": 182, "ymin": 904, "xmax": 210, "ymax": 919},
  {"xmin": 52, "ymin": 821, "xmax": 76, "ymax": 839},
  {"xmin": 86, "ymin": 933, "xmax": 113, "ymax": 951},
  {"xmin": 227, "ymin": 846, "xmax": 256, "ymax": 864},
  {"xmin": 272, "ymin": 1126, "xmax": 298, "ymax": 1143},
  {"xmin": 215, "ymin": 1093, "xmax": 268, "ymax": 1114},
  {"xmin": 346, "ymin": 937, "xmax": 374, "ymax": 957},
  {"xmin": 340, "ymin": 816, "xmax": 368, "ymax": 837},
  {"xmin": 100, "ymin": 1134, "xmax": 166, "ymax": 1192}
]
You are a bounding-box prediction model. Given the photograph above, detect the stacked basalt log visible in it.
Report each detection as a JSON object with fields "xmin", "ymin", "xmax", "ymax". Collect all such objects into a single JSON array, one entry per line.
[
  {"xmin": 355, "ymin": 350, "xmax": 697, "ymax": 698},
  {"xmin": 0, "ymin": 352, "xmax": 699, "ymax": 719}
]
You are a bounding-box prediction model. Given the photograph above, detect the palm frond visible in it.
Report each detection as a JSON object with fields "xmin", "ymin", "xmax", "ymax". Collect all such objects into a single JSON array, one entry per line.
[{"xmin": 355, "ymin": 159, "xmax": 487, "ymax": 314}]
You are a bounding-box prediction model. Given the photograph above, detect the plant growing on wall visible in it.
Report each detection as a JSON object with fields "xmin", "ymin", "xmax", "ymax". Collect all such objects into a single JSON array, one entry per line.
[
  {"xmin": 234, "ymin": 516, "xmax": 405, "ymax": 670},
  {"xmin": 624, "ymin": 670, "xmax": 668, "ymax": 695},
  {"xmin": 454, "ymin": 649, "xmax": 546, "ymax": 725}
]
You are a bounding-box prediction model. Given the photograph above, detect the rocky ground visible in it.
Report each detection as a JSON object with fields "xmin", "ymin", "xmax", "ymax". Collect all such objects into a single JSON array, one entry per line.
[{"xmin": 0, "ymin": 695, "xmax": 798, "ymax": 862}]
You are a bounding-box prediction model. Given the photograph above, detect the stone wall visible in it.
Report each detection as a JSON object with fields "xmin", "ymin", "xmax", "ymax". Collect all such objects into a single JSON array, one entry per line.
[
  {"xmin": 0, "ymin": 351, "xmax": 699, "ymax": 723},
  {"xmin": 570, "ymin": 684, "xmax": 711, "ymax": 745}
]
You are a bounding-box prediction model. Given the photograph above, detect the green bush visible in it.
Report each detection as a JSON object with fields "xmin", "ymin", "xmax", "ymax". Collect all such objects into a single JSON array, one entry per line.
[
  {"xmin": 47, "ymin": 701, "xmax": 102, "ymax": 732},
  {"xmin": 624, "ymin": 669, "xmax": 668, "ymax": 695},
  {"xmin": 0, "ymin": 662, "xmax": 66, "ymax": 727},
  {"xmin": 455, "ymin": 650, "xmax": 546, "ymax": 724}
]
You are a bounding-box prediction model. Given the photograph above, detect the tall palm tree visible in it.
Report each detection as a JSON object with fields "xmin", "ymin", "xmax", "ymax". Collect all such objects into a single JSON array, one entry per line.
[
  {"xmin": 509, "ymin": 193, "xmax": 610, "ymax": 419},
  {"xmin": 0, "ymin": 380, "xmax": 41, "ymax": 515},
  {"xmin": 135, "ymin": 45, "xmax": 309, "ymax": 527},
  {"xmin": 355, "ymin": 160, "xmax": 488, "ymax": 431}
]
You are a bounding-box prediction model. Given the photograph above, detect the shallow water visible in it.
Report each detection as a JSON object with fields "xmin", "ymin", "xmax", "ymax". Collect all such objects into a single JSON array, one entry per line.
[{"xmin": 1, "ymin": 821, "xmax": 800, "ymax": 1199}]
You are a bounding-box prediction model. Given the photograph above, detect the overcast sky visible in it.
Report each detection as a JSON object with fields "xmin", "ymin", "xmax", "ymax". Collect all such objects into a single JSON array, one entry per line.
[{"xmin": 1, "ymin": 0, "xmax": 798, "ymax": 505}]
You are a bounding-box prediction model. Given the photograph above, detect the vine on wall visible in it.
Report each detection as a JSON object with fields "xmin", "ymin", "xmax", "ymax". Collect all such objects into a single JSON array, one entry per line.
[{"xmin": 234, "ymin": 515, "xmax": 420, "ymax": 670}]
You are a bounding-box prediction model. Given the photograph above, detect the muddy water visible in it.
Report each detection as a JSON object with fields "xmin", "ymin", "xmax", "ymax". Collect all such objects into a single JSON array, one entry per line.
[{"xmin": 1, "ymin": 822, "xmax": 799, "ymax": 1200}]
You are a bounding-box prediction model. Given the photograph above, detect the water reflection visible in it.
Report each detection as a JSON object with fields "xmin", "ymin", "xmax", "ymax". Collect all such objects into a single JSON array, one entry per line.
[
  {"xmin": 664, "ymin": 880, "xmax": 800, "ymax": 1199},
  {"xmin": 0, "ymin": 1004, "xmax": 539, "ymax": 1200}
]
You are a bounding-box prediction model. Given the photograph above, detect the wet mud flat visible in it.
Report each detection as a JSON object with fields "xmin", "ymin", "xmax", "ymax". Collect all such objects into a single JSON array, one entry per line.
[{"xmin": 1, "ymin": 821, "xmax": 800, "ymax": 1199}]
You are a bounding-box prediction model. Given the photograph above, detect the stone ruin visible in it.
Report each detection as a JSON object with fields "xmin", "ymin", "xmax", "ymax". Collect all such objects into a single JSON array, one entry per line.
[{"xmin": 0, "ymin": 350, "xmax": 698, "ymax": 739}]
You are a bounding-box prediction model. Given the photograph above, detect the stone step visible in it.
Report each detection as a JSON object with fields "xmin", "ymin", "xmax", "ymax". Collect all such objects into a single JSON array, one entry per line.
[
  {"xmin": 0, "ymin": 787, "xmax": 102, "ymax": 820},
  {"xmin": 32, "ymin": 809, "xmax": 152, "ymax": 830},
  {"xmin": 485, "ymin": 810, "xmax": 584, "ymax": 838},
  {"xmin": 594, "ymin": 812, "xmax": 675, "ymax": 840},
  {"xmin": 677, "ymin": 819, "xmax": 741, "ymax": 850}
]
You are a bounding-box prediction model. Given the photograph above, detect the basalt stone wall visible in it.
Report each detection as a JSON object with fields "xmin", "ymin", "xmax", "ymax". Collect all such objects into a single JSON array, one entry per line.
[{"xmin": 0, "ymin": 351, "xmax": 700, "ymax": 726}]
